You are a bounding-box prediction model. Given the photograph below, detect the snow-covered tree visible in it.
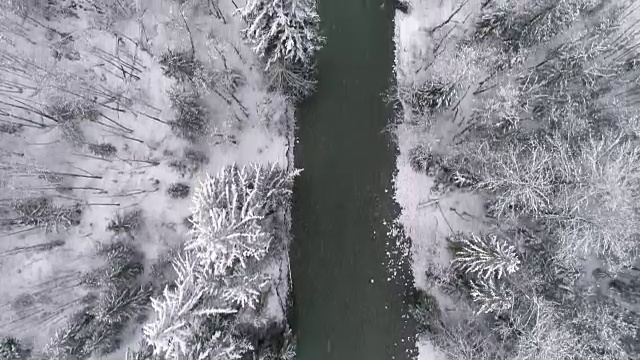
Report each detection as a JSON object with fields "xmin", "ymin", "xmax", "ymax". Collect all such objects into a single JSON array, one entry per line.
[
  {"xmin": 145, "ymin": 163, "xmax": 299, "ymax": 359},
  {"xmin": 143, "ymin": 254, "xmax": 237, "ymax": 359},
  {"xmin": 237, "ymin": 0, "xmax": 323, "ymax": 70},
  {"xmin": 220, "ymin": 272, "xmax": 271, "ymax": 309},
  {"xmin": 451, "ymin": 233, "xmax": 520, "ymax": 280},
  {"xmin": 469, "ymin": 277, "xmax": 515, "ymax": 314},
  {"xmin": 187, "ymin": 163, "xmax": 298, "ymax": 275}
]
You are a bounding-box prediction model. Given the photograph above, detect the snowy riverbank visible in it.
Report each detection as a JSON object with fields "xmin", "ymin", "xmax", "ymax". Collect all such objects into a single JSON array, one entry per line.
[{"xmin": 392, "ymin": 0, "xmax": 485, "ymax": 358}]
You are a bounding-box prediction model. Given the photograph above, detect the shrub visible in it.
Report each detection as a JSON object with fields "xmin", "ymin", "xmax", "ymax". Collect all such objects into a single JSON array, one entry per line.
[
  {"xmin": 107, "ymin": 208, "xmax": 143, "ymax": 235},
  {"xmin": 167, "ymin": 88, "xmax": 209, "ymax": 142},
  {"xmin": 82, "ymin": 241, "xmax": 144, "ymax": 288},
  {"xmin": 88, "ymin": 143, "xmax": 117, "ymax": 158},
  {"xmin": 169, "ymin": 148, "xmax": 209, "ymax": 176},
  {"xmin": 0, "ymin": 123, "xmax": 23, "ymax": 134},
  {"xmin": 0, "ymin": 337, "xmax": 28, "ymax": 360},
  {"xmin": 167, "ymin": 183, "xmax": 190, "ymax": 199},
  {"xmin": 410, "ymin": 290, "xmax": 441, "ymax": 334},
  {"xmin": 403, "ymin": 80, "xmax": 457, "ymax": 116},
  {"xmin": 258, "ymin": 327, "xmax": 296, "ymax": 360},
  {"xmin": 159, "ymin": 49, "xmax": 201, "ymax": 82},
  {"xmin": 408, "ymin": 144, "xmax": 440, "ymax": 174},
  {"xmin": 47, "ymin": 98, "xmax": 99, "ymax": 143},
  {"xmin": 265, "ymin": 61, "xmax": 316, "ymax": 101},
  {"xmin": 12, "ymin": 197, "xmax": 82, "ymax": 232}
]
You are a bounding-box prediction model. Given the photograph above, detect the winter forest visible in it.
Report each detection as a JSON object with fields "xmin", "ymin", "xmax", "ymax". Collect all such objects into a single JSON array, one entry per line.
[
  {"xmin": 0, "ymin": 0, "xmax": 320, "ymax": 359},
  {"xmin": 2, "ymin": 0, "xmax": 640, "ymax": 359},
  {"xmin": 396, "ymin": 0, "xmax": 640, "ymax": 359}
]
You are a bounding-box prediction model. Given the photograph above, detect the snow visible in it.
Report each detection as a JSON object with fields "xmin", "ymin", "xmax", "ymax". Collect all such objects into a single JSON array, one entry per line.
[
  {"xmin": 392, "ymin": 0, "xmax": 485, "ymax": 358},
  {"xmin": 0, "ymin": 0, "xmax": 296, "ymax": 356}
]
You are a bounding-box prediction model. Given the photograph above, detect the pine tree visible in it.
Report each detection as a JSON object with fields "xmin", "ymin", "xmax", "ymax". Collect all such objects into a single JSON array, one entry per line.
[
  {"xmin": 237, "ymin": 0, "xmax": 323, "ymax": 70},
  {"xmin": 451, "ymin": 233, "xmax": 520, "ymax": 280},
  {"xmin": 469, "ymin": 277, "xmax": 515, "ymax": 314},
  {"xmin": 143, "ymin": 254, "xmax": 236, "ymax": 358},
  {"xmin": 187, "ymin": 163, "xmax": 298, "ymax": 275},
  {"xmin": 145, "ymin": 163, "xmax": 298, "ymax": 359}
]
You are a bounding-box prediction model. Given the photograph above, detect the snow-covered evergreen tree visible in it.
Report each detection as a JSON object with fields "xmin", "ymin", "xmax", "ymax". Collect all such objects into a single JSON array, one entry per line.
[
  {"xmin": 237, "ymin": 0, "xmax": 323, "ymax": 70},
  {"xmin": 144, "ymin": 163, "xmax": 299, "ymax": 359},
  {"xmin": 451, "ymin": 233, "xmax": 520, "ymax": 280},
  {"xmin": 469, "ymin": 277, "xmax": 515, "ymax": 314},
  {"xmin": 143, "ymin": 253, "xmax": 238, "ymax": 357},
  {"xmin": 187, "ymin": 163, "xmax": 298, "ymax": 275}
]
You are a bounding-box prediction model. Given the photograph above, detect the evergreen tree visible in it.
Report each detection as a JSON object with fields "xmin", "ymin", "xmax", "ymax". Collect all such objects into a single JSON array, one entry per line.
[{"xmin": 237, "ymin": 0, "xmax": 323, "ymax": 70}]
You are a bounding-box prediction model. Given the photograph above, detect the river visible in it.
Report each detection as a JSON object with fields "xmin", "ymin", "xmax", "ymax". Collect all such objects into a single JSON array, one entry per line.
[{"xmin": 290, "ymin": 0, "xmax": 417, "ymax": 359}]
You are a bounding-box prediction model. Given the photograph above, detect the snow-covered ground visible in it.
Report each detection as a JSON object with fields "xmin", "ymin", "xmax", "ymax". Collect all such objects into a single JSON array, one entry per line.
[
  {"xmin": 392, "ymin": 0, "xmax": 485, "ymax": 358},
  {"xmin": 0, "ymin": 0, "xmax": 295, "ymax": 356}
]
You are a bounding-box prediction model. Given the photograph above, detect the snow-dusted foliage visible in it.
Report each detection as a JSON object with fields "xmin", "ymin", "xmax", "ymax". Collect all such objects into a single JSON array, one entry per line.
[
  {"xmin": 451, "ymin": 233, "xmax": 520, "ymax": 280},
  {"xmin": 143, "ymin": 254, "xmax": 237, "ymax": 358},
  {"xmin": 237, "ymin": 0, "xmax": 323, "ymax": 70},
  {"xmin": 220, "ymin": 272, "xmax": 271, "ymax": 309},
  {"xmin": 187, "ymin": 163, "xmax": 298, "ymax": 274},
  {"xmin": 144, "ymin": 163, "xmax": 298, "ymax": 359},
  {"xmin": 469, "ymin": 278, "xmax": 515, "ymax": 314}
]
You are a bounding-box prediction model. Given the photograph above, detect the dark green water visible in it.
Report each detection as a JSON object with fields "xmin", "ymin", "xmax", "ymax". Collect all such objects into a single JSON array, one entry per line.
[{"xmin": 290, "ymin": 0, "xmax": 417, "ymax": 359}]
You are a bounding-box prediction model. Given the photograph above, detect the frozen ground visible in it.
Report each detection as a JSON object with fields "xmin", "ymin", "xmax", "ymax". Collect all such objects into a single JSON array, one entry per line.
[{"xmin": 0, "ymin": 0, "xmax": 294, "ymax": 356}]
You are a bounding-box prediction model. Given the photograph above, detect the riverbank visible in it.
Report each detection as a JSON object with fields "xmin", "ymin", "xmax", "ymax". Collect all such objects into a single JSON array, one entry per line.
[{"xmin": 392, "ymin": 0, "xmax": 484, "ymax": 358}]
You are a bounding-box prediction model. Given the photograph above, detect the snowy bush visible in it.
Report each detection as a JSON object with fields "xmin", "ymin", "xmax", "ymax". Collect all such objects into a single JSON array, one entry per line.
[
  {"xmin": 0, "ymin": 337, "xmax": 28, "ymax": 360},
  {"xmin": 473, "ymin": 139, "xmax": 556, "ymax": 217},
  {"xmin": 160, "ymin": 49, "xmax": 202, "ymax": 82},
  {"xmin": 402, "ymin": 80, "xmax": 457, "ymax": 116},
  {"xmin": 82, "ymin": 241, "xmax": 144, "ymax": 288},
  {"xmin": 167, "ymin": 87, "xmax": 209, "ymax": 142},
  {"xmin": 88, "ymin": 143, "xmax": 117, "ymax": 158},
  {"xmin": 187, "ymin": 163, "xmax": 298, "ymax": 274},
  {"xmin": 409, "ymin": 290, "xmax": 441, "ymax": 333},
  {"xmin": 46, "ymin": 98, "xmax": 100, "ymax": 143},
  {"xmin": 237, "ymin": 0, "xmax": 323, "ymax": 70},
  {"xmin": 550, "ymin": 136, "xmax": 640, "ymax": 270},
  {"xmin": 266, "ymin": 60, "xmax": 316, "ymax": 100},
  {"xmin": 167, "ymin": 182, "xmax": 191, "ymax": 199},
  {"xmin": 258, "ymin": 327, "xmax": 296, "ymax": 360},
  {"xmin": 408, "ymin": 144, "xmax": 440, "ymax": 174},
  {"xmin": 169, "ymin": 148, "xmax": 210, "ymax": 177},
  {"xmin": 11, "ymin": 196, "xmax": 82, "ymax": 232},
  {"xmin": 107, "ymin": 208, "xmax": 143, "ymax": 235}
]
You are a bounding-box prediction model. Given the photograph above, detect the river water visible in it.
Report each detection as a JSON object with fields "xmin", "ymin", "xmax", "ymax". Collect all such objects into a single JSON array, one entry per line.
[{"xmin": 290, "ymin": 0, "xmax": 417, "ymax": 359}]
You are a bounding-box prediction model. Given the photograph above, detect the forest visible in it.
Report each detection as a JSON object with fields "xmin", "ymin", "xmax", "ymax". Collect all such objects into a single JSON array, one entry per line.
[
  {"xmin": 394, "ymin": 0, "xmax": 640, "ymax": 359},
  {"xmin": 0, "ymin": 0, "xmax": 320, "ymax": 359}
]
